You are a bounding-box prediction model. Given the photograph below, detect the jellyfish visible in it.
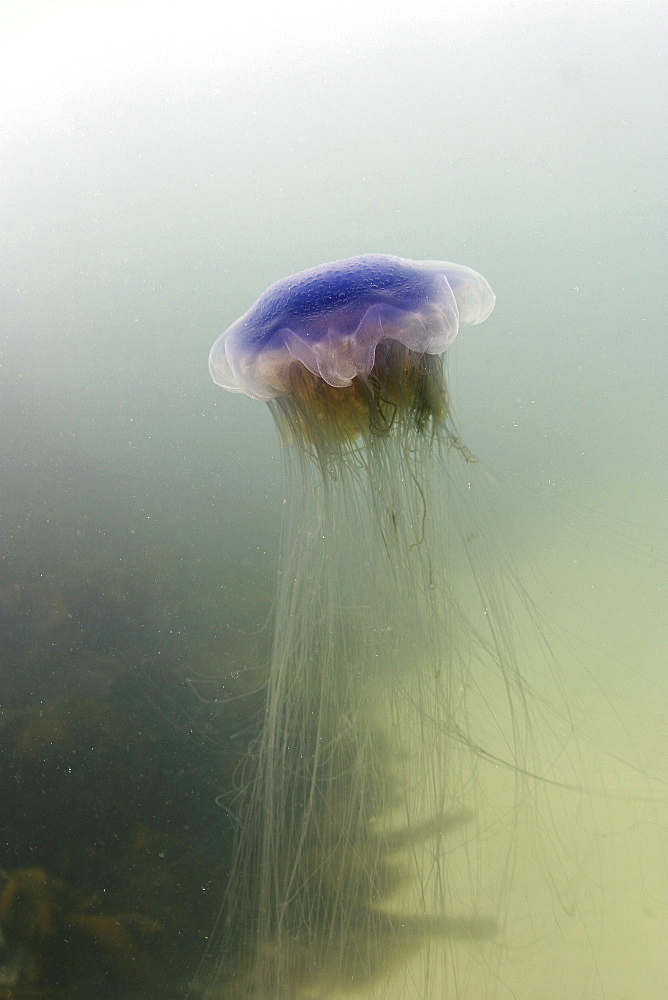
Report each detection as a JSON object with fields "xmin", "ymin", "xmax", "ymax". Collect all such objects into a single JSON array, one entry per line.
[{"xmin": 205, "ymin": 254, "xmax": 513, "ymax": 998}]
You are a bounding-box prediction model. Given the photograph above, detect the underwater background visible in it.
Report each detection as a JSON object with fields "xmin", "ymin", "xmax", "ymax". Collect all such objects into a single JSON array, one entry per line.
[{"xmin": 1, "ymin": 2, "xmax": 666, "ymax": 998}]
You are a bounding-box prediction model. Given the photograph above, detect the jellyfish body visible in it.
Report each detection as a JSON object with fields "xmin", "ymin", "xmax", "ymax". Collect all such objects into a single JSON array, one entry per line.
[
  {"xmin": 206, "ymin": 255, "xmax": 501, "ymax": 999},
  {"xmin": 209, "ymin": 255, "xmax": 495, "ymax": 403}
]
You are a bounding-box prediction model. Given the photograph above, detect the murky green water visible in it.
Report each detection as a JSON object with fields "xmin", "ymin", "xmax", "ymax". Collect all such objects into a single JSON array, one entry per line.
[{"xmin": 1, "ymin": 3, "xmax": 666, "ymax": 998}]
